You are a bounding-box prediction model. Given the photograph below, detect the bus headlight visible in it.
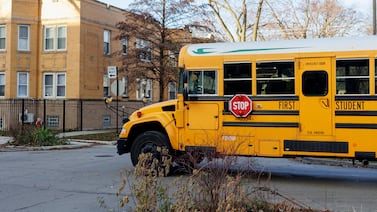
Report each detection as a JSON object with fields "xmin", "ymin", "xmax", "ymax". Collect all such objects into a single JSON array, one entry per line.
[{"xmin": 119, "ymin": 127, "xmax": 127, "ymax": 137}]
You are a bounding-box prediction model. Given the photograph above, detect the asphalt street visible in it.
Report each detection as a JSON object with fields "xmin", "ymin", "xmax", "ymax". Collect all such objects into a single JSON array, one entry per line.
[{"xmin": 1, "ymin": 141, "xmax": 377, "ymax": 211}]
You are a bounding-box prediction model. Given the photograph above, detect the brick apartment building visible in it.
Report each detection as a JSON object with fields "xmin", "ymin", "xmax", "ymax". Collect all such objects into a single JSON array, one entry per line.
[{"xmin": 0, "ymin": 0, "xmax": 205, "ymax": 131}]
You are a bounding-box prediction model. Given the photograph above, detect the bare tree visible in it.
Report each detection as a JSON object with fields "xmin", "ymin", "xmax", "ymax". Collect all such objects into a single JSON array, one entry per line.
[
  {"xmin": 116, "ymin": 0, "xmax": 212, "ymax": 101},
  {"xmin": 207, "ymin": 0, "xmax": 264, "ymax": 42},
  {"xmin": 261, "ymin": 0, "xmax": 366, "ymax": 40}
]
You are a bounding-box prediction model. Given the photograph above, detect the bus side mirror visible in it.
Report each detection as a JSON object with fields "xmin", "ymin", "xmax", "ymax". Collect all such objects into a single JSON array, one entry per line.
[{"xmin": 183, "ymin": 83, "xmax": 188, "ymax": 101}]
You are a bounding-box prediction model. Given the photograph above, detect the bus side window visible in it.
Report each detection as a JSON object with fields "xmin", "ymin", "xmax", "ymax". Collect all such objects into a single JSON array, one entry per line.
[
  {"xmin": 336, "ymin": 59, "xmax": 369, "ymax": 95},
  {"xmin": 203, "ymin": 71, "xmax": 216, "ymax": 94},
  {"xmin": 256, "ymin": 61, "xmax": 295, "ymax": 95},
  {"xmin": 188, "ymin": 70, "xmax": 217, "ymax": 95},
  {"xmin": 188, "ymin": 71, "xmax": 200, "ymax": 94},
  {"xmin": 224, "ymin": 63, "xmax": 252, "ymax": 96}
]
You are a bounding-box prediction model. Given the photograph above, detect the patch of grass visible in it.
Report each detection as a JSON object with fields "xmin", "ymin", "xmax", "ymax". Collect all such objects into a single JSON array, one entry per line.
[{"xmin": 67, "ymin": 132, "xmax": 118, "ymax": 141}]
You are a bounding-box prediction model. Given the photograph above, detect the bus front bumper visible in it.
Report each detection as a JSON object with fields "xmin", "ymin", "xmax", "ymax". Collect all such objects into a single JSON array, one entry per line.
[{"xmin": 117, "ymin": 138, "xmax": 130, "ymax": 155}]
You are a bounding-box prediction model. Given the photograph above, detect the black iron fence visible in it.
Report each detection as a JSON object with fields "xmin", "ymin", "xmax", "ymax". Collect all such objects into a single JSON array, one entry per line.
[{"xmin": 0, "ymin": 99, "xmax": 144, "ymax": 132}]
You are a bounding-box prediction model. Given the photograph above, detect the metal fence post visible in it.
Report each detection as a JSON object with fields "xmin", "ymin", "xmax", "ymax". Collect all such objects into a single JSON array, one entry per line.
[
  {"xmin": 80, "ymin": 99, "xmax": 83, "ymax": 131},
  {"xmin": 63, "ymin": 99, "xmax": 66, "ymax": 132}
]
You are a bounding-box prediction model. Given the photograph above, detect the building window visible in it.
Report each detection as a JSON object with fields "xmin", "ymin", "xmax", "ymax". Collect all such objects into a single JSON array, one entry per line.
[
  {"xmin": 57, "ymin": 26, "xmax": 66, "ymax": 50},
  {"xmin": 168, "ymin": 81, "xmax": 176, "ymax": 100},
  {"xmin": 104, "ymin": 30, "xmax": 110, "ymax": 55},
  {"xmin": 122, "ymin": 36, "xmax": 127, "ymax": 55},
  {"xmin": 336, "ymin": 59, "xmax": 369, "ymax": 95},
  {"xmin": 122, "ymin": 76, "xmax": 128, "ymax": 97},
  {"xmin": 0, "ymin": 72, "xmax": 4, "ymax": 96},
  {"xmin": 43, "ymin": 72, "xmax": 66, "ymax": 98},
  {"xmin": 136, "ymin": 39, "xmax": 152, "ymax": 62},
  {"xmin": 18, "ymin": 25, "xmax": 30, "ymax": 51},
  {"xmin": 0, "ymin": 25, "xmax": 5, "ymax": 50},
  {"xmin": 44, "ymin": 26, "xmax": 54, "ymax": 50},
  {"xmin": 103, "ymin": 115, "xmax": 111, "ymax": 128},
  {"xmin": 17, "ymin": 72, "xmax": 29, "ymax": 97},
  {"xmin": 224, "ymin": 63, "xmax": 251, "ymax": 96},
  {"xmin": 47, "ymin": 115, "xmax": 59, "ymax": 128},
  {"xmin": 103, "ymin": 75, "xmax": 110, "ymax": 97},
  {"xmin": 256, "ymin": 61, "xmax": 295, "ymax": 95},
  {"xmin": 44, "ymin": 74, "xmax": 53, "ymax": 97},
  {"xmin": 44, "ymin": 25, "xmax": 66, "ymax": 51},
  {"xmin": 137, "ymin": 79, "xmax": 153, "ymax": 100},
  {"xmin": 57, "ymin": 73, "xmax": 66, "ymax": 97}
]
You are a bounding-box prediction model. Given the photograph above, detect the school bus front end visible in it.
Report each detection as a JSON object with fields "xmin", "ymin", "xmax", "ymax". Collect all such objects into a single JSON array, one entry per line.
[{"xmin": 116, "ymin": 100, "xmax": 181, "ymax": 165}]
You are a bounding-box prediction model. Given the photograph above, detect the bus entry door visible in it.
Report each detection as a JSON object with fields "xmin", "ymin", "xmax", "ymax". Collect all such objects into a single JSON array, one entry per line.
[{"xmin": 298, "ymin": 57, "xmax": 333, "ymax": 137}]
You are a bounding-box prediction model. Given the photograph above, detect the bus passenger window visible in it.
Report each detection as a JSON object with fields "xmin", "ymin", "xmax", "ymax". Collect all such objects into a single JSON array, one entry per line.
[
  {"xmin": 224, "ymin": 63, "xmax": 251, "ymax": 96},
  {"xmin": 336, "ymin": 59, "xmax": 369, "ymax": 95},
  {"xmin": 188, "ymin": 70, "xmax": 217, "ymax": 95},
  {"xmin": 302, "ymin": 71, "xmax": 328, "ymax": 96},
  {"xmin": 256, "ymin": 61, "xmax": 295, "ymax": 95}
]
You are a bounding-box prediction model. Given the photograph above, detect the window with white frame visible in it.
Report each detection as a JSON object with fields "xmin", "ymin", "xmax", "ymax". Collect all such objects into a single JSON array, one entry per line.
[
  {"xmin": 0, "ymin": 72, "xmax": 4, "ymax": 96},
  {"xmin": 0, "ymin": 25, "xmax": 5, "ymax": 50},
  {"xmin": 137, "ymin": 79, "xmax": 152, "ymax": 100},
  {"xmin": 122, "ymin": 76, "xmax": 128, "ymax": 97},
  {"xmin": 43, "ymin": 72, "xmax": 66, "ymax": 98},
  {"xmin": 103, "ymin": 75, "xmax": 110, "ymax": 97},
  {"xmin": 104, "ymin": 30, "xmax": 110, "ymax": 55},
  {"xmin": 56, "ymin": 73, "xmax": 66, "ymax": 96},
  {"xmin": 44, "ymin": 25, "xmax": 66, "ymax": 51},
  {"xmin": 168, "ymin": 81, "xmax": 176, "ymax": 100},
  {"xmin": 17, "ymin": 72, "xmax": 29, "ymax": 97},
  {"xmin": 57, "ymin": 26, "xmax": 66, "ymax": 50},
  {"xmin": 122, "ymin": 36, "xmax": 127, "ymax": 55},
  {"xmin": 44, "ymin": 26, "xmax": 54, "ymax": 50},
  {"xmin": 18, "ymin": 25, "xmax": 30, "ymax": 51},
  {"xmin": 136, "ymin": 39, "xmax": 152, "ymax": 62}
]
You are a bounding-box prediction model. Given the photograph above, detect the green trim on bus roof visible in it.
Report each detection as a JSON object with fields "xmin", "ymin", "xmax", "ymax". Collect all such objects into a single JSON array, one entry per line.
[
  {"xmin": 224, "ymin": 47, "xmax": 307, "ymax": 53},
  {"xmin": 192, "ymin": 48, "xmax": 215, "ymax": 55},
  {"xmin": 191, "ymin": 47, "xmax": 308, "ymax": 55}
]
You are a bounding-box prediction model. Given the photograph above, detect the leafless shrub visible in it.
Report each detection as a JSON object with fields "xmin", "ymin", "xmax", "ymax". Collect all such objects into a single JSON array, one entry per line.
[{"xmin": 113, "ymin": 148, "xmax": 321, "ymax": 211}]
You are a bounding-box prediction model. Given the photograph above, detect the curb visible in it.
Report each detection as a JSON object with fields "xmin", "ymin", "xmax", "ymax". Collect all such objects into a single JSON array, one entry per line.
[
  {"xmin": 297, "ymin": 157, "xmax": 377, "ymax": 169},
  {"xmin": 0, "ymin": 139, "xmax": 115, "ymax": 152}
]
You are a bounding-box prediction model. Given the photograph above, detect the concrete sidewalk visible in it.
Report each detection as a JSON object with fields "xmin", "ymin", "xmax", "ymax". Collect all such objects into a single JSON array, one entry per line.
[{"xmin": 0, "ymin": 136, "xmax": 12, "ymax": 145}]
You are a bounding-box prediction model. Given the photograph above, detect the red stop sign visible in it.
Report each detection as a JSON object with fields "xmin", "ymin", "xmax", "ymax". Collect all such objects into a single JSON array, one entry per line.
[{"xmin": 229, "ymin": 94, "xmax": 252, "ymax": 118}]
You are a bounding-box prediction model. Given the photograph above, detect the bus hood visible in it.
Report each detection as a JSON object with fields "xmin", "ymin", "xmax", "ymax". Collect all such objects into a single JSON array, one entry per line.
[{"xmin": 129, "ymin": 100, "xmax": 178, "ymax": 120}]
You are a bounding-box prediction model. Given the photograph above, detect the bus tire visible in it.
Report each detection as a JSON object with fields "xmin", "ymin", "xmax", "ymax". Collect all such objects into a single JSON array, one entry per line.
[{"xmin": 130, "ymin": 131, "xmax": 171, "ymax": 173}]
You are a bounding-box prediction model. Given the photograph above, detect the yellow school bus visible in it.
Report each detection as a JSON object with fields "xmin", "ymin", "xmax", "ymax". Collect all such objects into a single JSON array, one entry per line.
[{"xmin": 117, "ymin": 36, "xmax": 377, "ymax": 168}]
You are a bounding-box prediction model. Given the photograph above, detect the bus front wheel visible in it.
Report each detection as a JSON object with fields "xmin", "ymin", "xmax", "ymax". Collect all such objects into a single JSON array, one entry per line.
[{"xmin": 130, "ymin": 131, "xmax": 171, "ymax": 173}]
